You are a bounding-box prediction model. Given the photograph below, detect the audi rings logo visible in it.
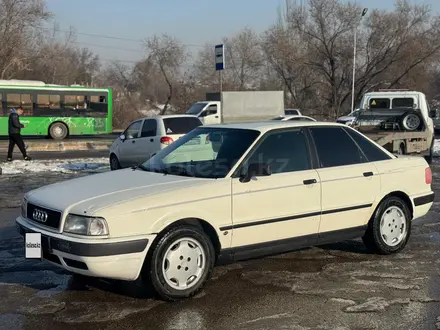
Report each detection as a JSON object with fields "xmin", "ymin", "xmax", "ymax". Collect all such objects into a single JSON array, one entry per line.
[{"xmin": 32, "ymin": 209, "xmax": 48, "ymax": 223}]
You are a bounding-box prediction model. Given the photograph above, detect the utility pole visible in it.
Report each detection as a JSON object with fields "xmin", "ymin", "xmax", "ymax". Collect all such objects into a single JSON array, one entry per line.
[{"xmin": 351, "ymin": 8, "xmax": 368, "ymax": 112}]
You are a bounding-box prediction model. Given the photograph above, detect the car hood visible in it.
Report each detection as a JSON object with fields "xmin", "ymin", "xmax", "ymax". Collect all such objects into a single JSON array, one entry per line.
[
  {"xmin": 25, "ymin": 169, "xmax": 210, "ymax": 215},
  {"xmin": 337, "ymin": 115, "xmax": 355, "ymax": 121}
]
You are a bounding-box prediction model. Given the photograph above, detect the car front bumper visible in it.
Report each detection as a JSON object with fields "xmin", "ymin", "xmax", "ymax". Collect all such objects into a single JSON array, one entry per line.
[{"xmin": 16, "ymin": 216, "xmax": 156, "ymax": 281}]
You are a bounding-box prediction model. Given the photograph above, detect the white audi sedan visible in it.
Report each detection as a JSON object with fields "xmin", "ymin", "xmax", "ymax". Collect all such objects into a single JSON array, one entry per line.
[{"xmin": 16, "ymin": 121, "xmax": 434, "ymax": 301}]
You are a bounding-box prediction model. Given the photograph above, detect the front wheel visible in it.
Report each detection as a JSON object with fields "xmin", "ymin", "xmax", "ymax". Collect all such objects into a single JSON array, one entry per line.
[
  {"xmin": 109, "ymin": 154, "xmax": 121, "ymax": 171},
  {"xmin": 143, "ymin": 225, "xmax": 215, "ymax": 301},
  {"xmin": 362, "ymin": 196, "xmax": 411, "ymax": 255}
]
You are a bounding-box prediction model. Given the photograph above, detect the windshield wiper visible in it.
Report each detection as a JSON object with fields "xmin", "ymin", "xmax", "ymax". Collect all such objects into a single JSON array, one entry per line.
[
  {"xmin": 162, "ymin": 165, "xmax": 195, "ymax": 177},
  {"xmin": 132, "ymin": 164, "xmax": 150, "ymax": 172}
]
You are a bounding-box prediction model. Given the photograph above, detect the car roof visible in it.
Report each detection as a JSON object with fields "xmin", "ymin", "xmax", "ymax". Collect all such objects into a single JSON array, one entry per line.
[
  {"xmin": 202, "ymin": 121, "xmax": 346, "ymax": 133},
  {"xmin": 277, "ymin": 115, "xmax": 316, "ymax": 121},
  {"xmin": 140, "ymin": 114, "xmax": 200, "ymax": 120}
]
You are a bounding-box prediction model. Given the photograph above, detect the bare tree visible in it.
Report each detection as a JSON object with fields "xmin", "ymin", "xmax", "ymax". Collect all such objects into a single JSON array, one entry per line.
[
  {"xmin": 223, "ymin": 27, "xmax": 264, "ymax": 90},
  {"xmin": 145, "ymin": 34, "xmax": 186, "ymax": 114},
  {"xmin": 0, "ymin": 0, "xmax": 52, "ymax": 78}
]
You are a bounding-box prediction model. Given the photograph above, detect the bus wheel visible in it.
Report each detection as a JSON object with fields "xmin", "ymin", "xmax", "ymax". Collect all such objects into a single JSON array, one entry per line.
[{"xmin": 49, "ymin": 122, "xmax": 68, "ymax": 140}]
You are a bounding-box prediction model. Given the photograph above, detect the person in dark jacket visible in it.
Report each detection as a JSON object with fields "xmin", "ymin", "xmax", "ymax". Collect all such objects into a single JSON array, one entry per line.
[{"xmin": 7, "ymin": 106, "xmax": 31, "ymax": 161}]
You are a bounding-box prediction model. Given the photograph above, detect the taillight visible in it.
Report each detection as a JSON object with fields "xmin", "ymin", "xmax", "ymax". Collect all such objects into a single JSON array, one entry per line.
[
  {"xmin": 425, "ymin": 167, "xmax": 432, "ymax": 185},
  {"xmin": 160, "ymin": 136, "xmax": 174, "ymax": 145}
]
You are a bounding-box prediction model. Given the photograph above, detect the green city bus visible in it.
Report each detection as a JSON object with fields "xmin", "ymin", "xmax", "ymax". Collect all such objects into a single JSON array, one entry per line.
[{"xmin": 0, "ymin": 80, "xmax": 112, "ymax": 140}]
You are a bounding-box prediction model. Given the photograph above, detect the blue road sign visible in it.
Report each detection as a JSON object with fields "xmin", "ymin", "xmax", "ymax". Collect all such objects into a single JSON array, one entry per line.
[{"xmin": 215, "ymin": 44, "xmax": 225, "ymax": 71}]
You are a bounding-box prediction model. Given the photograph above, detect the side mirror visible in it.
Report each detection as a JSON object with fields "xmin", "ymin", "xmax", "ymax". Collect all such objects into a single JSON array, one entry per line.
[
  {"xmin": 239, "ymin": 163, "xmax": 272, "ymax": 183},
  {"xmin": 429, "ymin": 110, "xmax": 436, "ymax": 118},
  {"xmin": 120, "ymin": 134, "xmax": 126, "ymax": 141}
]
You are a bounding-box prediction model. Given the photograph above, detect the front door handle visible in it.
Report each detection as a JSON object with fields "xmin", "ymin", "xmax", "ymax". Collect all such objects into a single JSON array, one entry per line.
[
  {"xmin": 303, "ymin": 179, "xmax": 317, "ymax": 185},
  {"xmin": 132, "ymin": 140, "xmax": 135, "ymax": 144},
  {"xmin": 215, "ymin": 116, "xmax": 219, "ymax": 118},
  {"xmin": 363, "ymin": 172, "xmax": 373, "ymax": 177}
]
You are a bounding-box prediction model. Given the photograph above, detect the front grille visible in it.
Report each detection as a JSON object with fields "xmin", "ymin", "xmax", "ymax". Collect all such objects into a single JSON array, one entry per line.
[{"xmin": 27, "ymin": 203, "xmax": 62, "ymax": 230}]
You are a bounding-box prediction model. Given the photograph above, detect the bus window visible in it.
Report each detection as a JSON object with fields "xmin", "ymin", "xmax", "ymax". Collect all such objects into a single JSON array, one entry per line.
[
  {"xmin": 64, "ymin": 95, "xmax": 78, "ymax": 109},
  {"xmin": 0, "ymin": 93, "xmax": 3, "ymax": 116},
  {"xmin": 90, "ymin": 95, "xmax": 108, "ymax": 117},
  {"xmin": 7, "ymin": 93, "xmax": 33, "ymax": 115},
  {"xmin": 64, "ymin": 95, "xmax": 87, "ymax": 110},
  {"xmin": 37, "ymin": 95, "xmax": 60, "ymax": 110}
]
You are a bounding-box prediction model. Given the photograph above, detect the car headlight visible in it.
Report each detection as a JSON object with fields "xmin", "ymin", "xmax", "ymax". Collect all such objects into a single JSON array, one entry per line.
[
  {"xmin": 63, "ymin": 214, "xmax": 109, "ymax": 236},
  {"xmin": 21, "ymin": 198, "xmax": 27, "ymax": 218}
]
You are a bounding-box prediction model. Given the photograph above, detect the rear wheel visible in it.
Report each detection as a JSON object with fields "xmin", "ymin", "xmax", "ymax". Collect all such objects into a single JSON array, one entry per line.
[
  {"xmin": 49, "ymin": 122, "xmax": 68, "ymax": 140},
  {"xmin": 362, "ymin": 196, "xmax": 411, "ymax": 255},
  {"xmin": 143, "ymin": 225, "xmax": 215, "ymax": 301}
]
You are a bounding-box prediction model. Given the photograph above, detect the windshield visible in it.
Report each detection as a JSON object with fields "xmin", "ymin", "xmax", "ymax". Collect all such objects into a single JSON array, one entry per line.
[
  {"xmin": 186, "ymin": 102, "xmax": 208, "ymax": 115},
  {"xmin": 142, "ymin": 127, "xmax": 261, "ymax": 178},
  {"xmin": 347, "ymin": 109, "xmax": 360, "ymax": 116},
  {"xmin": 285, "ymin": 109, "xmax": 299, "ymax": 115}
]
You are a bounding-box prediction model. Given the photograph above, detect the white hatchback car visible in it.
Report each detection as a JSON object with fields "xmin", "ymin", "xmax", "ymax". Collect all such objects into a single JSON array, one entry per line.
[
  {"xmin": 16, "ymin": 121, "xmax": 434, "ymax": 301},
  {"xmin": 109, "ymin": 115, "xmax": 203, "ymax": 170}
]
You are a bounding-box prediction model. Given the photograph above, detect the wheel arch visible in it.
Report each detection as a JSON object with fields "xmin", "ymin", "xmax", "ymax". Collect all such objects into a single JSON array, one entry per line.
[
  {"xmin": 369, "ymin": 190, "xmax": 414, "ymax": 225},
  {"xmin": 146, "ymin": 218, "xmax": 221, "ymax": 261}
]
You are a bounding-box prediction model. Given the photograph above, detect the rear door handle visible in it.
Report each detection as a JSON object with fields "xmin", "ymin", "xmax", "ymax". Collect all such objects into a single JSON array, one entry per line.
[
  {"xmin": 132, "ymin": 140, "xmax": 135, "ymax": 144},
  {"xmin": 363, "ymin": 172, "xmax": 373, "ymax": 177},
  {"xmin": 303, "ymin": 179, "xmax": 317, "ymax": 185},
  {"xmin": 150, "ymin": 138, "xmax": 154, "ymax": 142}
]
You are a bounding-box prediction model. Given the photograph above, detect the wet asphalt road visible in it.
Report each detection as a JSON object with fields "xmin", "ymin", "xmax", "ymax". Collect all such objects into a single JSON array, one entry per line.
[{"xmin": 0, "ymin": 164, "xmax": 440, "ymax": 329}]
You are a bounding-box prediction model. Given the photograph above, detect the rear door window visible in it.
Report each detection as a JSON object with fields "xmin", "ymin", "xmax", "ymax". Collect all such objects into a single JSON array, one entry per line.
[
  {"xmin": 163, "ymin": 117, "xmax": 202, "ymax": 134},
  {"xmin": 309, "ymin": 126, "xmax": 367, "ymax": 168},
  {"xmin": 344, "ymin": 128, "xmax": 392, "ymax": 162}
]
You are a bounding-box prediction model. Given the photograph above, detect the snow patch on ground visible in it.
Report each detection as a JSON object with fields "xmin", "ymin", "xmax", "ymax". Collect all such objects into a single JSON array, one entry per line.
[{"xmin": 0, "ymin": 158, "xmax": 109, "ymax": 175}]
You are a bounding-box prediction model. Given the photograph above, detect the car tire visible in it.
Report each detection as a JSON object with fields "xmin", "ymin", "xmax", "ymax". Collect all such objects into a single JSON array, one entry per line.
[
  {"xmin": 144, "ymin": 225, "xmax": 215, "ymax": 301},
  {"xmin": 400, "ymin": 112, "xmax": 422, "ymax": 131},
  {"xmin": 49, "ymin": 122, "xmax": 68, "ymax": 140},
  {"xmin": 362, "ymin": 196, "xmax": 411, "ymax": 255},
  {"xmin": 109, "ymin": 154, "xmax": 121, "ymax": 171}
]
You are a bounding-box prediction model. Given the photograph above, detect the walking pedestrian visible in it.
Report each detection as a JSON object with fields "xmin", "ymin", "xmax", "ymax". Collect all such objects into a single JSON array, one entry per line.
[{"xmin": 7, "ymin": 106, "xmax": 31, "ymax": 161}]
